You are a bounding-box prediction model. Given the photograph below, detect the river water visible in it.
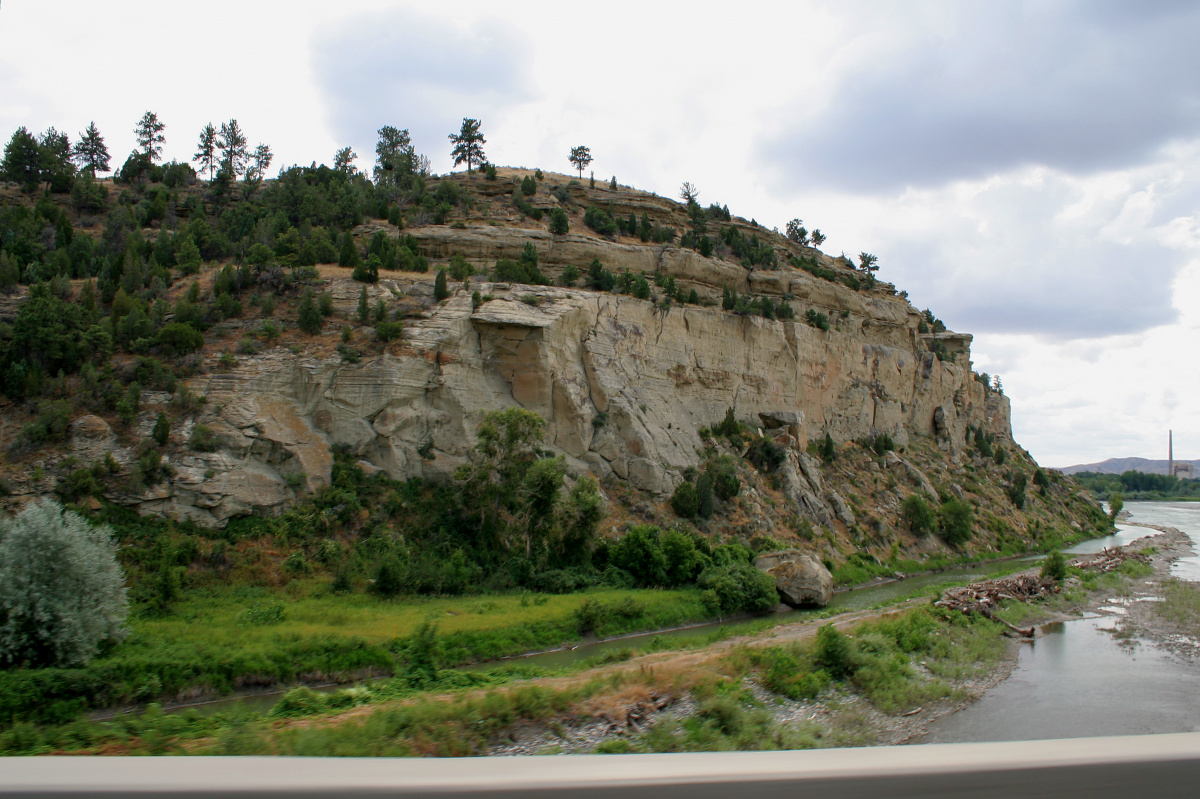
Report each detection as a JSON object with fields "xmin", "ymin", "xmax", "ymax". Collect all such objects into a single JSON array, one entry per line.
[{"xmin": 919, "ymin": 501, "xmax": 1200, "ymax": 743}]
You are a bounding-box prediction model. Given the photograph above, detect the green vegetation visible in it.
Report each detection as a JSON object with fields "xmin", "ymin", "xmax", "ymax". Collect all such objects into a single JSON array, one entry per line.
[
  {"xmin": 0, "ymin": 500, "xmax": 129, "ymax": 668},
  {"xmin": 1073, "ymin": 471, "xmax": 1200, "ymax": 501}
]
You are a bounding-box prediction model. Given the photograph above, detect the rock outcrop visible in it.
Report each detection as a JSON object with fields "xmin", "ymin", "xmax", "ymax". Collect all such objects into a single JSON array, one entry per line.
[
  {"xmin": 754, "ymin": 550, "xmax": 835, "ymax": 606},
  {"xmin": 69, "ymin": 177, "xmax": 1013, "ymax": 527}
]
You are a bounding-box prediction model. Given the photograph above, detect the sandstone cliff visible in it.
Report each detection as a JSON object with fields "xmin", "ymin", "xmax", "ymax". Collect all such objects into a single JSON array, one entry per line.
[{"xmin": 7, "ymin": 168, "xmax": 1072, "ymax": 561}]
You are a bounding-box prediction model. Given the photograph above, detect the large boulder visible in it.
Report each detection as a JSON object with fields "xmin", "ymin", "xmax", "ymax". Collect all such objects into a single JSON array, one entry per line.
[{"xmin": 754, "ymin": 550, "xmax": 834, "ymax": 607}]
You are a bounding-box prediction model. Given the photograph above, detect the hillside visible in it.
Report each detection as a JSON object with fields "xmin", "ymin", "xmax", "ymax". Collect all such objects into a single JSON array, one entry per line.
[
  {"xmin": 0, "ymin": 149, "xmax": 1123, "ymax": 728},
  {"xmin": 0, "ymin": 163, "xmax": 1109, "ymax": 575}
]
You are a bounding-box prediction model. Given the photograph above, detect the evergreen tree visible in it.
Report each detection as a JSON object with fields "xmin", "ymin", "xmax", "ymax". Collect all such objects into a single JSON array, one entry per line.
[
  {"xmin": 152, "ymin": 411, "xmax": 170, "ymax": 447},
  {"xmin": 217, "ymin": 119, "xmax": 248, "ymax": 178},
  {"xmin": 568, "ymin": 145, "xmax": 593, "ymax": 177},
  {"xmin": 434, "ymin": 268, "xmax": 449, "ymax": 301},
  {"xmin": 333, "ymin": 146, "xmax": 356, "ymax": 174},
  {"xmin": 549, "ymin": 206, "xmax": 569, "ymax": 235},
  {"xmin": 297, "ymin": 288, "xmax": 322, "ymax": 334},
  {"xmin": 338, "ymin": 233, "xmax": 361, "ymax": 268},
  {"xmin": 448, "ymin": 118, "xmax": 486, "ymax": 172},
  {"xmin": 38, "ymin": 127, "xmax": 75, "ymax": 191},
  {"xmin": 246, "ymin": 143, "xmax": 273, "ymax": 182},
  {"xmin": 374, "ymin": 125, "xmax": 414, "ymax": 187},
  {"xmin": 134, "ymin": 111, "xmax": 166, "ymax": 163},
  {"xmin": 2, "ymin": 127, "xmax": 43, "ymax": 191},
  {"xmin": 357, "ymin": 285, "xmax": 369, "ymax": 324},
  {"xmin": 193, "ymin": 123, "xmax": 217, "ymax": 180},
  {"xmin": 73, "ymin": 122, "xmax": 110, "ymax": 175}
]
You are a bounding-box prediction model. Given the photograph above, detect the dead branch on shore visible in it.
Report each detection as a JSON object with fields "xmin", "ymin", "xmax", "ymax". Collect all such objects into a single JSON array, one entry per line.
[
  {"xmin": 1070, "ymin": 547, "xmax": 1150, "ymax": 574},
  {"xmin": 934, "ymin": 575, "xmax": 1060, "ymax": 637}
]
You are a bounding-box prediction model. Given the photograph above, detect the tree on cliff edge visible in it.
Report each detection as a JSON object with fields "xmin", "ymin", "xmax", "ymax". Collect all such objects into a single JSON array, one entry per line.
[
  {"xmin": 569, "ymin": 145, "xmax": 592, "ymax": 178},
  {"xmin": 448, "ymin": 118, "xmax": 486, "ymax": 173}
]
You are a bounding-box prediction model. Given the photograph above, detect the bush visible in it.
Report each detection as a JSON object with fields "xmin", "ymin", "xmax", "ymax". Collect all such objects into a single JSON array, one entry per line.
[
  {"xmin": 1006, "ymin": 471, "xmax": 1027, "ymax": 509},
  {"xmin": 610, "ymin": 525, "xmax": 668, "ymax": 587},
  {"xmin": 938, "ymin": 499, "xmax": 974, "ymax": 545},
  {"xmin": 154, "ymin": 322, "xmax": 203, "ymax": 355},
  {"xmin": 1041, "ymin": 551, "xmax": 1067, "ymax": 581},
  {"xmin": 900, "ymin": 495, "xmax": 935, "ymax": 536},
  {"xmin": 375, "ymin": 321, "xmax": 404, "ymax": 342},
  {"xmin": 671, "ymin": 481, "xmax": 699, "ymax": 518},
  {"xmin": 746, "ymin": 437, "xmax": 786, "ymax": 472},
  {"xmin": 697, "ymin": 562, "xmax": 777, "ymax": 615},
  {"xmin": 548, "ymin": 207, "xmax": 569, "ymax": 235},
  {"xmin": 189, "ymin": 424, "xmax": 220, "ymax": 452},
  {"xmin": 707, "ymin": 456, "xmax": 740, "ymax": 501},
  {"xmin": 583, "ymin": 206, "xmax": 618, "ymax": 237},
  {"xmin": 0, "ymin": 500, "xmax": 129, "ymax": 667},
  {"xmin": 492, "ymin": 259, "xmax": 549, "ymax": 286},
  {"xmin": 814, "ymin": 624, "xmax": 856, "ymax": 679}
]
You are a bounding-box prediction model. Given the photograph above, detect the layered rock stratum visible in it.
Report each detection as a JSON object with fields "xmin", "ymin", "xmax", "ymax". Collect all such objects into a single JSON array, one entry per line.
[{"xmin": 5, "ymin": 168, "xmax": 1098, "ymax": 563}]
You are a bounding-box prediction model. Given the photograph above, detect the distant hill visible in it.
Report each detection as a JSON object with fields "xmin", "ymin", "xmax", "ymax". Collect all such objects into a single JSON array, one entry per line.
[{"xmin": 1058, "ymin": 457, "xmax": 1200, "ymax": 475}]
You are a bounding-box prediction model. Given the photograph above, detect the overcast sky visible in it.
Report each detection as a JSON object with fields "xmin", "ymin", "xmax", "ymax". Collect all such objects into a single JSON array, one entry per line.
[{"xmin": 2, "ymin": 0, "xmax": 1197, "ymax": 468}]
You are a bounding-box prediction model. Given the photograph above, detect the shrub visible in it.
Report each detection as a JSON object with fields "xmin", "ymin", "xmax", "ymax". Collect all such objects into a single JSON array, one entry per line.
[
  {"xmin": 1006, "ymin": 471, "xmax": 1027, "ymax": 509},
  {"xmin": 708, "ymin": 456, "xmax": 741, "ymax": 501},
  {"xmin": 583, "ymin": 206, "xmax": 618, "ymax": 237},
  {"xmin": 804, "ymin": 309, "xmax": 830, "ymax": 331},
  {"xmin": 549, "ymin": 207, "xmax": 569, "ymax": 235},
  {"xmin": 492, "ymin": 259, "xmax": 549, "ymax": 285},
  {"xmin": 189, "ymin": 424, "xmax": 220, "ymax": 452},
  {"xmin": 671, "ymin": 481, "xmax": 699, "ymax": 518},
  {"xmin": 155, "ymin": 322, "xmax": 204, "ymax": 355},
  {"xmin": 938, "ymin": 499, "xmax": 974, "ymax": 545},
  {"xmin": 372, "ymin": 560, "xmax": 404, "ymax": 597},
  {"xmin": 697, "ymin": 562, "xmax": 777, "ymax": 615},
  {"xmin": 448, "ymin": 255, "xmax": 474, "ymax": 281},
  {"xmin": 375, "ymin": 321, "xmax": 404, "ymax": 342},
  {"xmin": 900, "ymin": 495, "xmax": 935, "ymax": 536},
  {"xmin": 297, "ymin": 289, "xmax": 321, "ymax": 334},
  {"xmin": 1041, "ymin": 551, "xmax": 1067, "ymax": 581},
  {"xmin": 695, "ymin": 472, "xmax": 715, "ymax": 519},
  {"xmin": 746, "ymin": 437, "xmax": 786, "ymax": 472},
  {"xmin": 610, "ymin": 525, "xmax": 668, "ymax": 587},
  {"xmin": 152, "ymin": 411, "xmax": 170, "ymax": 447},
  {"xmin": 0, "ymin": 500, "xmax": 129, "ymax": 667},
  {"xmin": 815, "ymin": 624, "xmax": 856, "ymax": 679},
  {"xmin": 434, "ymin": 269, "xmax": 449, "ymax": 301}
]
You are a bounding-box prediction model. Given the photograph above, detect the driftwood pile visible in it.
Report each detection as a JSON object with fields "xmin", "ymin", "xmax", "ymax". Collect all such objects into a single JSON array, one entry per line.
[
  {"xmin": 935, "ymin": 575, "xmax": 1061, "ymax": 637},
  {"xmin": 1070, "ymin": 547, "xmax": 1150, "ymax": 574}
]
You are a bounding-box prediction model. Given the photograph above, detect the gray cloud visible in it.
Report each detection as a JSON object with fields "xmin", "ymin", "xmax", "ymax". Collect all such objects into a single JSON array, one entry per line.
[
  {"xmin": 310, "ymin": 10, "xmax": 529, "ymax": 167},
  {"xmin": 763, "ymin": 1, "xmax": 1200, "ymax": 191},
  {"xmin": 880, "ymin": 173, "xmax": 1185, "ymax": 339}
]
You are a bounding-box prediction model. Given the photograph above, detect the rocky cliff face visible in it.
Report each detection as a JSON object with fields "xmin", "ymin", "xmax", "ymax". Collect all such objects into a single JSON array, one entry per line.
[
  {"xmin": 126, "ymin": 219, "xmax": 1008, "ymax": 527},
  {"xmin": 6, "ymin": 171, "xmax": 1014, "ymax": 536}
]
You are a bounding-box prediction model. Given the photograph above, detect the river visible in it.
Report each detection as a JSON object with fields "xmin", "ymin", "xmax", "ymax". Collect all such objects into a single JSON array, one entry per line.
[{"xmin": 918, "ymin": 501, "xmax": 1200, "ymax": 743}]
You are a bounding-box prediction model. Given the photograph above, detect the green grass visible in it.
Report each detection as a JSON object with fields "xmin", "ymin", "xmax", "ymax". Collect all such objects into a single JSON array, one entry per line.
[
  {"xmin": 1158, "ymin": 579, "xmax": 1200, "ymax": 631},
  {"xmin": 0, "ymin": 582, "xmax": 709, "ymax": 727}
]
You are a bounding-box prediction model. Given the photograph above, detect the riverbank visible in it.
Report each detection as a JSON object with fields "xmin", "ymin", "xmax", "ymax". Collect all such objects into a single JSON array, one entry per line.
[{"xmin": 5, "ymin": 529, "xmax": 1178, "ymax": 756}]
